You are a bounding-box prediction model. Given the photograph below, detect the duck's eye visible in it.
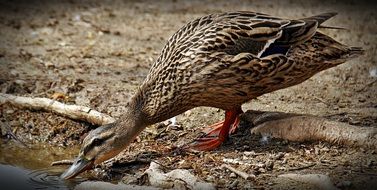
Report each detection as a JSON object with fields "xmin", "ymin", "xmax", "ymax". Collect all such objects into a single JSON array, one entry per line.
[{"xmin": 92, "ymin": 138, "xmax": 103, "ymax": 146}]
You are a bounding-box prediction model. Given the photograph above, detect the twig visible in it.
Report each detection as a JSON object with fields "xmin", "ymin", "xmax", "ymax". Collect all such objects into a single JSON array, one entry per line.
[
  {"xmin": 313, "ymin": 96, "xmax": 329, "ymax": 105},
  {"xmin": 149, "ymin": 160, "xmax": 172, "ymax": 170},
  {"xmin": 0, "ymin": 121, "xmax": 29, "ymax": 148},
  {"xmin": 51, "ymin": 159, "xmax": 74, "ymax": 166},
  {"xmin": 221, "ymin": 164, "xmax": 255, "ymax": 180},
  {"xmin": 356, "ymin": 78, "xmax": 377, "ymax": 92},
  {"xmin": 0, "ymin": 93, "xmax": 115, "ymax": 126},
  {"xmin": 288, "ymin": 163, "xmax": 316, "ymax": 171}
]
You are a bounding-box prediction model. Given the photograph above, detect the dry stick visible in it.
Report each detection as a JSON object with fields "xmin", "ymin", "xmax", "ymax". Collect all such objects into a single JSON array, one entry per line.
[
  {"xmin": 0, "ymin": 121, "xmax": 29, "ymax": 148},
  {"xmin": 0, "ymin": 93, "xmax": 115, "ymax": 126},
  {"xmin": 288, "ymin": 163, "xmax": 316, "ymax": 171},
  {"xmin": 51, "ymin": 159, "xmax": 74, "ymax": 166},
  {"xmin": 221, "ymin": 164, "xmax": 255, "ymax": 180},
  {"xmin": 243, "ymin": 110, "xmax": 377, "ymax": 149}
]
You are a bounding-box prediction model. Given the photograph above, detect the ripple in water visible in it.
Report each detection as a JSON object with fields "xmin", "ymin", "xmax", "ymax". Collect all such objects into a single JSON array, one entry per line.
[
  {"xmin": 28, "ymin": 168, "xmax": 85, "ymax": 190},
  {"xmin": 0, "ymin": 164, "xmax": 85, "ymax": 190}
]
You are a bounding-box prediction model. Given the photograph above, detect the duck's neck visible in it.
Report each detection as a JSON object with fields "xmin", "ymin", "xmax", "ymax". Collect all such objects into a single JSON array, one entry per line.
[
  {"xmin": 129, "ymin": 88, "xmax": 189, "ymax": 125},
  {"xmin": 111, "ymin": 94, "xmax": 149, "ymax": 148},
  {"xmin": 124, "ymin": 91, "xmax": 150, "ymax": 126}
]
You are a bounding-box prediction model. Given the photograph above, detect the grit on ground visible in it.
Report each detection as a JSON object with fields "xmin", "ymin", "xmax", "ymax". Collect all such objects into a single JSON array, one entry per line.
[{"xmin": 0, "ymin": 0, "xmax": 376, "ymax": 189}]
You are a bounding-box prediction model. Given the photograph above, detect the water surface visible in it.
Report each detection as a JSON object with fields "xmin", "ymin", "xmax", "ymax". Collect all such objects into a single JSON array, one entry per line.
[{"xmin": 0, "ymin": 141, "xmax": 84, "ymax": 189}]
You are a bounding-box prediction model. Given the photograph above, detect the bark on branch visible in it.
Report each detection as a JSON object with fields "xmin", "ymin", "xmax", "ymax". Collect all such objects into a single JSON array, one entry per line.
[
  {"xmin": 242, "ymin": 110, "xmax": 377, "ymax": 149},
  {"xmin": 0, "ymin": 93, "xmax": 115, "ymax": 126}
]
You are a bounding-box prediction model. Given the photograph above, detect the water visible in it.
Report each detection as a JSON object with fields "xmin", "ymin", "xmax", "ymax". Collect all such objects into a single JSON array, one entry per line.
[
  {"xmin": 0, "ymin": 164, "xmax": 86, "ymax": 190},
  {"xmin": 0, "ymin": 141, "xmax": 85, "ymax": 190}
]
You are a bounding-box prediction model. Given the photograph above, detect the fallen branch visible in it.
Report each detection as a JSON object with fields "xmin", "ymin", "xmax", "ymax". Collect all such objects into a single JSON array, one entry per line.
[
  {"xmin": 0, "ymin": 93, "xmax": 115, "ymax": 126},
  {"xmin": 144, "ymin": 161, "xmax": 215, "ymax": 190},
  {"xmin": 221, "ymin": 164, "xmax": 255, "ymax": 180},
  {"xmin": 51, "ymin": 159, "xmax": 74, "ymax": 166},
  {"xmin": 242, "ymin": 110, "xmax": 377, "ymax": 149}
]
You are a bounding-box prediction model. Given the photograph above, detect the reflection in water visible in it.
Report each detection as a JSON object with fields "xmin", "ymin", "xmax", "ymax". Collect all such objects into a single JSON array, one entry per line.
[
  {"xmin": 0, "ymin": 164, "xmax": 85, "ymax": 189},
  {"xmin": 0, "ymin": 164, "xmax": 85, "ymax": 190},
  {"xmin": 0, "ymin": 142, "xmax": 84, "ymax": 189}
]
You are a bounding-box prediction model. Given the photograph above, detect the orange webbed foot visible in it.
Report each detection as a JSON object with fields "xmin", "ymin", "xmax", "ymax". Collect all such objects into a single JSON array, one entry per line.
[
  {"xmin": 186, "ymin": 136, "xmax": 226, "ymax": 151},
  {"xmin": 184, "ymin": 107, "xmax": 243, "ymax": 151}
]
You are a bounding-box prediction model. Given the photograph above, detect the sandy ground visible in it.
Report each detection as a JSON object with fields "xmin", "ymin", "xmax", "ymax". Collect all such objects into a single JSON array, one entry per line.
[{"xmin": 0, "ymin": 0, "xmax": 376, "ymax": 189}]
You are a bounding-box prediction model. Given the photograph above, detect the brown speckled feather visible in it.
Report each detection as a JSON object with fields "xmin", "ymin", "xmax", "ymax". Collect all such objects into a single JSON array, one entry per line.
[{"xmin": 133, "ymin": 11, "xmax": 363, "ymax": 124}]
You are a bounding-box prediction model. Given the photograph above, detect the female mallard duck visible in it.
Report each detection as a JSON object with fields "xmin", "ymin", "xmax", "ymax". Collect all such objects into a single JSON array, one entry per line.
[{"xmin": 61, "ymin": 11, "xmax": 363, "ymax": 179}]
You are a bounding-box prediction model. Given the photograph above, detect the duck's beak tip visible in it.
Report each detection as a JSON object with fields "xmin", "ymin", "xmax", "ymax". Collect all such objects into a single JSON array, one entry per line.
[{"xmin": 60, "ymin": 157, "xmax": 94, "ymax": 180}]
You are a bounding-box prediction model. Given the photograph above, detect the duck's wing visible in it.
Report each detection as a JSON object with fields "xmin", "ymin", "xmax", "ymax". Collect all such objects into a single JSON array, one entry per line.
[
  {"xmin": 154, "ymin": 14, "xmax": 216, "ymax": 67},
  {"xmin": 270, "ymin": 12, "xmax": 337, "ymax": 48},
  {"xmin": 201, "ymin": 12, "xmax": 338, "ymax": 58}
]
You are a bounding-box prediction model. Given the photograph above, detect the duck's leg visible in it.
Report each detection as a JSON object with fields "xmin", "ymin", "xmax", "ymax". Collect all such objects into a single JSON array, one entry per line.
[
  {"xmin": 187, "ymin": 107, "xmax": 243, "ymax": 151},
  {"xmin": 201, "ymin": 115, "xmax": 241, "ymax": 136}
]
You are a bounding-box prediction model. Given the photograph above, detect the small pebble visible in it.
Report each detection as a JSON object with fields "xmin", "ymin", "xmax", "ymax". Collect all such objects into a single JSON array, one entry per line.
[{"xmin": 230, "ymin": 172, "xmax": 237, "ymax": 178}]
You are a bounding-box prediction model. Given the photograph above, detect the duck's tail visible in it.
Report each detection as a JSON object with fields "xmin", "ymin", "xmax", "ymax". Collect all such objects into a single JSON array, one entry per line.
[
  {"xmin": 304, "ymin": 12, "xmax": 347, "ymax": 30},
  {"xmin": 303, "ymin": 13, "xmax": 364, "ymax": 60},
  {"xmin": 347, "ymin": 46, "xmax": 365, "ymax": 58},
  {"xmin": 303, "ymin": 12, "xmax": 338, "ymax": 25},
  {"xmin": 274, "ymin": 12, "xmax": 340, "ymax": 48},
  {"xmin": 315, "ymin": 32, "xmax": 364, "ymax": 64},
  {"xmin": 288, "ymin": 32, "xmax": 364, "ymax": 69}
]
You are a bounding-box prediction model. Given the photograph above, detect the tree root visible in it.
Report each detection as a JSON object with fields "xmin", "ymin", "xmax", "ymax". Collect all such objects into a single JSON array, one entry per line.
[
  {"xmin": 241, "ymin": 110, "xmax": 377, "ymax": 149},
  {"xmin": 0, "ymin": 93, "xmax": 115, "ymax": 126}
]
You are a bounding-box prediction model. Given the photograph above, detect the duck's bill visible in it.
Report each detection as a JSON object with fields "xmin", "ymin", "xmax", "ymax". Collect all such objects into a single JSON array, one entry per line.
[{"xmin": 60, "ymin": 157, "xmax": 94, "ymax": 179}]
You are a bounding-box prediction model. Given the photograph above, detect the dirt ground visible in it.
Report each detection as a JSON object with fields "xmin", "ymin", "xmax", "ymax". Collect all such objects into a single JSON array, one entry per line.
[{"xmin": 0, "ymin": 0, "xmax": 376, "ymax": 189}]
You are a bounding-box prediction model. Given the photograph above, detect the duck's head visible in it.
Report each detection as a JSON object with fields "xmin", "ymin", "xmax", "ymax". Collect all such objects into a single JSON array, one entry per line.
[{"xmin": 61, "ymin": 106, "xmax": 147, "ymax": 179}]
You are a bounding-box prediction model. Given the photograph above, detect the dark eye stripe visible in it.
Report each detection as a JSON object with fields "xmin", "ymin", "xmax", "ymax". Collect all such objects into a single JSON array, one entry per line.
[
  {"xmin": 82, "ymin": 133, "xmax": 114, "ymax": 154},
  {"xmin": 92, "ymin": 138, "xmax": 103, "ymax": 146}
]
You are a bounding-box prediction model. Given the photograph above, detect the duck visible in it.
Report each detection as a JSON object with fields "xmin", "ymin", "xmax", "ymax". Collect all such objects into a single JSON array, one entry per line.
[{"xmin": 61, "ymin": 11, "xmax": 363, "ymax": 179}]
